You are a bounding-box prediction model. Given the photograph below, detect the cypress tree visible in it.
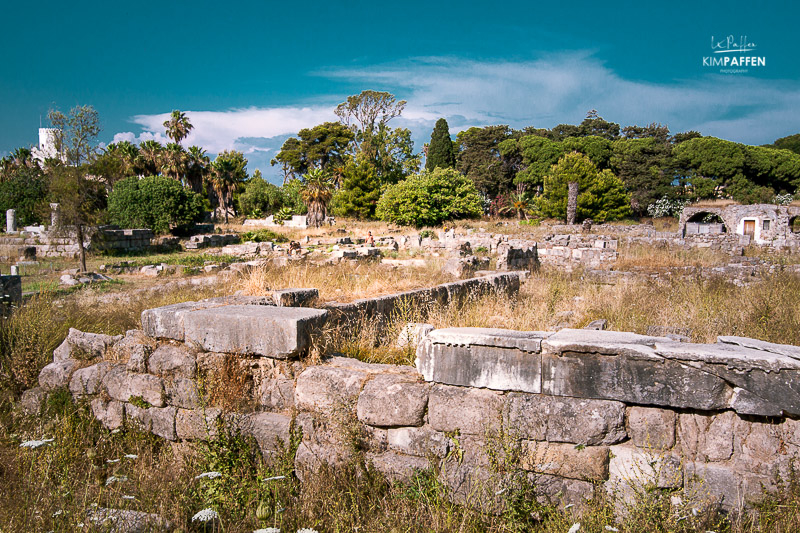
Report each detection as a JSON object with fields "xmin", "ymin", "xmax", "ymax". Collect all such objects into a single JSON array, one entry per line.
[{"xmin": 426, "ymin": 118, "xmax": 456, "ymax": 171}]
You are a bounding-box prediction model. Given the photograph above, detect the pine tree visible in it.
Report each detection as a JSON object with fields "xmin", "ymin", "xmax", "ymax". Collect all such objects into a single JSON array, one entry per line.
[{"xmin": 426, "ymin": 118, "xmax": 456, "ymax": 171}]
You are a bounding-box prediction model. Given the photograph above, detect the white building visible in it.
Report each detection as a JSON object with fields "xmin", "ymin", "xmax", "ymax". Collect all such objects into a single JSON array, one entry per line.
[{"xmin": 31, "ymin": 128, "xmax": 63, "ymax": 164}]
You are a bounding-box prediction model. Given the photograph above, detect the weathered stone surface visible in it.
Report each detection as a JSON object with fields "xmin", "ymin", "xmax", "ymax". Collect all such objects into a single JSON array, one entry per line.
[
  {"xmin": 428, "ymin": 384, "xmax": 504, "ymax": 434},
  {"xmin": 386, "ymin": 425, "xmax": 450, "ymax": 458},
  {"xmin": 541, "ymin": 348, "xmax": 730, "ymax": 410},
  {"xmin": 677, "ymin": 411, "xmax": 736, "ymax": 462},
  {"xmin": 729, "ymin": 387, "xmax": 784, "ymax": 417},
  {"xmin": 126, "ymin": 404, "xmax": 177, "ymax": 441},
  {"xmin": 357, "ymin": 374, "xmax": 429, "ymax": 427},
  {"xmin": 19, "ymin": 387, "xmax": 47, "ymax": 416},
  {"xmin": 295, "ymin": 365, "xmax": 368, "ymax": 411},
  {"xmin": 396, "ymin": 323, "xmax": 434, "ymax": 349},
  {"xmin": 108, "ymin": 330, "xmax": 155, "ymax": 371},
  {"xmin": 628, "ymin": 406, "xmax": 676, "ymax": 450},
  {"xmin": 69, "ymin": 362, "xmax": 111, "ymax": 397},
  {"xmin": 183, "ymin": 305, "xmax": 327, "ymax": 358},
  {"xmin": 504, "ymin": 392, "xmax": 627, "ymax": 445},
  {"xmin": 53, "ymin": 339, "xmax": 71, "ymax": 362},
  {"xmin": 606, "ymin": 444, "xmax": 683, "ymax": 508},
  {"xmin": 530, "ymin": 473, "xmax": 597, "ymax": 509},
  {"xmin": 176, "ymin": 407, "xmax": 222, "ymax": 440},
  {"xmin": 520, "ymin": 441, "xmax": 609, "ymax": 481},
  {"xmin": 247, "ymin": 412, "xmax": 292, "ymax": 455},
  {"xmin": 367, "ymin": 451, "xmax": 431, "ymax": 481},
  {"xmin": 165, "ymin": 377, "xmax": 200, "ymax": 409},
  {"xmin": 655, "ymin": 341, "xmax": 800, "ymax": 416},
  {"xmin": 64, "ymin": 328, "xmax": 122, "ymax": 360},
  {"xmin": 141, "ymin": 300, "xmax": 227, "ymax": 340},
  {"xmin": 91, "ymin": 398, "xmax": 125, "ymax": 430},
  {"xmin": 38, "ymin": 359, "xmax": 78, "ymax": 390},
  {"xmin": 273, "ymin": 288, "xmax": 319, "ymax": 307},
  {"xmin": 442, "ymin": 255, "xmax": 489, "ymax": 278},
  {"xmin": 496, "ymin": 246, "xmax": 539, "ymax": 272},
  {"xmin": 148, "ymin": 344, "xmax": 196, "ymax": 379},
  {"xmin": 718, "ymin": 335, "xmax": 800, "ymax": 360},
  {"xmin": 258, "ymin": 377, "xmax": 295, "ymax": 410},
  {"xmin": 293, "ymin": 412, "xmax": 357, "ymax": 478},
  {"xmin": 542, "ymin": 328, "xmax": 672, "ymax": 354},
  {"xmin": 103, "ymin": 366, "xmax": 165, "ymax": 407},
  {"xmin": 684, "ymin": 461, "xmax": 775, "ymax": 510},
  {"xmin": 417, "ymin": 328, "xmax": 548, "ymax": 393}
]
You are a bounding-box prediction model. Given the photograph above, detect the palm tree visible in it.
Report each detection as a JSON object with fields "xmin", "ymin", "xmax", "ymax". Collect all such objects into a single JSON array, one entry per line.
[
  {"xmin": 210, "ymin": 150, "xmax": 248, "ymax": 223},
  {"xmin": 163, "ymin": 110, "xmax": 194, "ymax": 145},
  {"xmin": 300, "ymin": 169, "xmax": 334, "ymax": 228},
  {"xmin": 104, "ymin": 141, "xmax": 140, "ymax": 178},
  {"xmin": 138, "ymin": 140, "xmax": 163, "ymax": 176},
  {"xmin": 186, "ymin": 146, "xmax": 210, "ymax": 194},
  {"xmin": 161, "ymin": 143, "xmax": 187, "ymax": 182}
]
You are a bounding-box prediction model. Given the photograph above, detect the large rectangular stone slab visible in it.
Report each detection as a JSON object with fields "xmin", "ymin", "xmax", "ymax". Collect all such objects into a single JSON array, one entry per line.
[
  {"xmin": 416, "ymin": 328, "xmax": 548, "ymax": 393},
  {"xmin": 141, "ymin": 300, "xmax": 228, "ymax": 340},
  {"xmin": 183, "ymin": 305, "xmax": 328, "ymax": 358}
]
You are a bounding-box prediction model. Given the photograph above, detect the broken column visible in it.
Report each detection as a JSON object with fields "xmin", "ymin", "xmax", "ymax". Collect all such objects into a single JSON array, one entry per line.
[
  {"xmin": 50, "ymin": 203, "xmax": 61, "ymax": 227},
  {"xmin": 6, "ymin": 209, "xmax": 16, "ymax": 233}
]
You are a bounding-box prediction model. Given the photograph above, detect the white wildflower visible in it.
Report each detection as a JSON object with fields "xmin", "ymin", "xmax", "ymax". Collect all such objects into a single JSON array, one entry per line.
[
  {"xmin": 192, "ymin": 508, "xmax": 219, "ymax": 523},
  {"xmin": 77, "ymin": 523, "xmax": 84, "ymax": 528},
  {"xmin": 605, "ymin": 527, "xmax": 620, "ymax": 532},
  {"xmin": 297, "ymin": 529, "xmax": 319, "ymax": 533},
  {"xmin": 106, "ymin": 459, "xmax": 120, "ymax": 464},
  {"xmin": 567, "ymin": 524, "xmax": 581, "ymax": 533},
  {"xmin": 195, "ymin": 471, "xmax": 223, "ymax": 480},
  {"xmin": 122, "ymin": 495, "xmax": 136, "ymax": 500},
  {"xmin": 20, "ymin": 438, "xmax": 54, "ymax": 449},
  {"xmin": 52, "ymin": 510, "xmax": 63, "ymax": 517},
  {"xmin": 262, "ymin": 475, "xmax": 287, "ymax": 482},
  {"xmin": 111, "ymin": 429, "xmax": 121, "ymax": 434},
  {"xmin": 254, "ymin": 529, "xmax": 281, "ymax": 533},
  {"xmin": 124, "ymin": 454, "xmax": 138, "ymax": 459},
  {"xmin": 105, "ymin": 475, "xmax": 128, "ymax": 486}
]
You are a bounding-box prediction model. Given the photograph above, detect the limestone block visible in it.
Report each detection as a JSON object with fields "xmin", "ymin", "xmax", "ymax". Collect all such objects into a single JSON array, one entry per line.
[
  {"xmin": 126, "ymin": 404, "xmax": 177, "ymax": 441},
  {"xmin": 627, "ymin": 406, "xmax": 677, "ymax": 450},
  {"xmin": 69, "ymin": 362, "xmax": 111, "ymax": 397},
  {"xmin": 684, "ymin": 462, "xmax": 776, "ymax": 510},
  {"xmin": 176, "ymin": 408, "xmax": 222, "ymax": 440},
  {"xmin": 141, "ymin": 300, "xmax": 228, "ymax": 341},
  {"xmin": 258, "ymin": 377, "xmax": 295, "ymax": 410},
  {"xmin": 417, "ymin": 328, "xmax": 548, "ymax": 393},
  {"xmin": 38, "ymin": 359, "xmax": 78, "ymax": 390},
  {"xmin": 396, "ymin": 323, "xmax": 434, "ymax": 349},
  {"xmin": 356, "ymin": 374, "xmax": 430, "ymax": 427},
  {"xmin": 90, "ymin": 398, "xmax": 125, "ymax": 430},
  {"xmin": 165, "ymin": 377, "xmax": 201, "ymax": 409},
  {"xmin": 504, "ymin": 392, "xmax": 627, "ymax": 445},
  {"xmin": 108, "ymin": 330, "xmax": 155, "ymax": 369},
  {"xmin": 183, "ymin": 305, "xmax": 327, "ymax": 358},
  {"xmin": 19, "ymin": 387, "xmax": 47, "ymax": 416},
  {"xmin": 519, "ymin": 441, "xmax": 609, "ymax": 481},
  {"xmin": 102, "ymin": 366, "xmax": 165, "ymax": 407},
  {"xmin": 605, "ymin": 444, "xmax": 683, "ymax": 507},
  {"xmin": 295, "ymin": 365, "xmax": 368, "ymax": 411},
  {"xmin": 529, "ymin": 473, "xmax": 597, "ymax": 510},
  {"xmin": 386, "ymin": 425, "xmax": 450, "ymax": 458},
  {"xmin": 64, "ymin": 328, "xmax": 122, "ymax": 360},
  {"xmin": 677, "ymin": 411, "xmax": 736, "ymax": 462},
  {"xmin": 428, "ymin": 384, "xmax": 504, "ymax": 434},
  {"xmin": 246, "ymin": 412, "xmax": 292, "ymax": 455},
  {"xmin": 272, "ymin": 288, "xmax": 319, "ymax": 307},
  {"xmin": 148, "ymin": 344, "xmax": 197, "ymax": 379},
  {"xmin": 717, "ymin": 335, "xmax": 800, "ymax": 360},
  {"xmin": 367, "ymin": 451, "xmax": 431, "ymax": 482},
  {"xmin": 655, "ymin": 341, "xmax": 800, "ymax": 416}
]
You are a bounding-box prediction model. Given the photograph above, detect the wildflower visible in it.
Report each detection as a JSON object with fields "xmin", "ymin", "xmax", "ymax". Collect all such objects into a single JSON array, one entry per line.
[
  {"xmin": 262, "ymin": 475, "xmax": 286, "ymax": 482},
  {"xmin": 124, "ymin": 454, "xmax": 138, "ymax": 459},
  {"xmin": 297, "ymin": 529, "xmax": 319, "ymax": 533},
  {"xmin": 192, "ymin": 508, "xmax": 219, "ymax": 523},
  {"xmin": 254, "ymin": 529, "xmax": 281, "ymax": 533},
  {"xmin": 77, "ymin": 523, "xmax": 84, "ymax": 528},
  {"xmin": 52, "ymin": 510, "xmax": 63, "ymax": 517},
  {"xmin": 105, "ymin": 475, "xmax": 128, "ymax": 486},
  {"xmin": 106, "ymin": 459, "xmax": 120, "ymax": 463},
  {"xmin": 20, "ymin": 438, "xmax": 54, "ymax": 449},
  {"xmin": 122, "ymin": 495, "xmax": 136, "ymax": 500},
  {"xmin": 567, "ymin": 524, "xmax": 581, "ymax": 533},
  {"xmin": 195, "ymin": 471, "xmax": 223, "ymax": 480},
  {"xmin": 605, "ymin": 527, "xmax": 620, "ymax": 532}
]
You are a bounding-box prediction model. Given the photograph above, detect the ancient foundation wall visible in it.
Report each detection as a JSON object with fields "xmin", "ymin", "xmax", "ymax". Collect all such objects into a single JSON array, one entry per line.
[{"xmin": 21, "ymin": 283, "xmax": 800, "ymax": 514}]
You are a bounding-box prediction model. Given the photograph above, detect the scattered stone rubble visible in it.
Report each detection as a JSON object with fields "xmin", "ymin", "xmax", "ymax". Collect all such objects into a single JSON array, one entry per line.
[{"xmin": 20, "ymin": 273, "xmax": 800, "ymax": 514}]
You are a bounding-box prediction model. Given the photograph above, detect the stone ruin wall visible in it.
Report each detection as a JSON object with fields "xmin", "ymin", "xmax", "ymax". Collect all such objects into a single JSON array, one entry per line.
[{"xmin": 19, "ymin": 272, "xmax": 800, "ymax": 514}]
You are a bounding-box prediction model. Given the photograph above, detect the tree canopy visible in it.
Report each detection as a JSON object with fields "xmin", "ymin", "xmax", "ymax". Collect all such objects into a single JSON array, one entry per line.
[{"xmin": 426, "ymin": 118, "xmax": 456, "ymax": 171}]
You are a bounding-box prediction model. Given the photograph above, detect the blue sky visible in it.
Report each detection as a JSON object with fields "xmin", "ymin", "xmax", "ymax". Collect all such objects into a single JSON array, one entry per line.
[{"xmin": 2, "ymin": 0, "xmax": 798, "ymax": 183}]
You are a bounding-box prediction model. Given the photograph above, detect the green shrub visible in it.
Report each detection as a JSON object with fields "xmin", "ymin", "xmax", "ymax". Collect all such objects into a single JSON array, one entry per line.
[
  {"xmin": 108, "ymin": 176, "xmax": 205, "ymax": 234},
  {"xmin": 376, "ymin": 167, "xmax": 483, "ymax": 227},
  {"xmin": 331, "ymin": 157, "xmax": 380, "ymax": 219},
  {"xmin": 0, "ymin": 167, "xmax": 49, "ymax": 226},
  {"xmin": 238, "ymin": 177, "xmax": 286, "ymax": 218},
  {"xmin": 240, "ymin": 229, "xmax": 288, "ymax": 243}
]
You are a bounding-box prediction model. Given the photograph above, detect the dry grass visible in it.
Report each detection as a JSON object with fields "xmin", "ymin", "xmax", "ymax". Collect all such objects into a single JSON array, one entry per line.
[{"xmin": 615, "ymin": 242, "xmax": 736, "ymax": 269}]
